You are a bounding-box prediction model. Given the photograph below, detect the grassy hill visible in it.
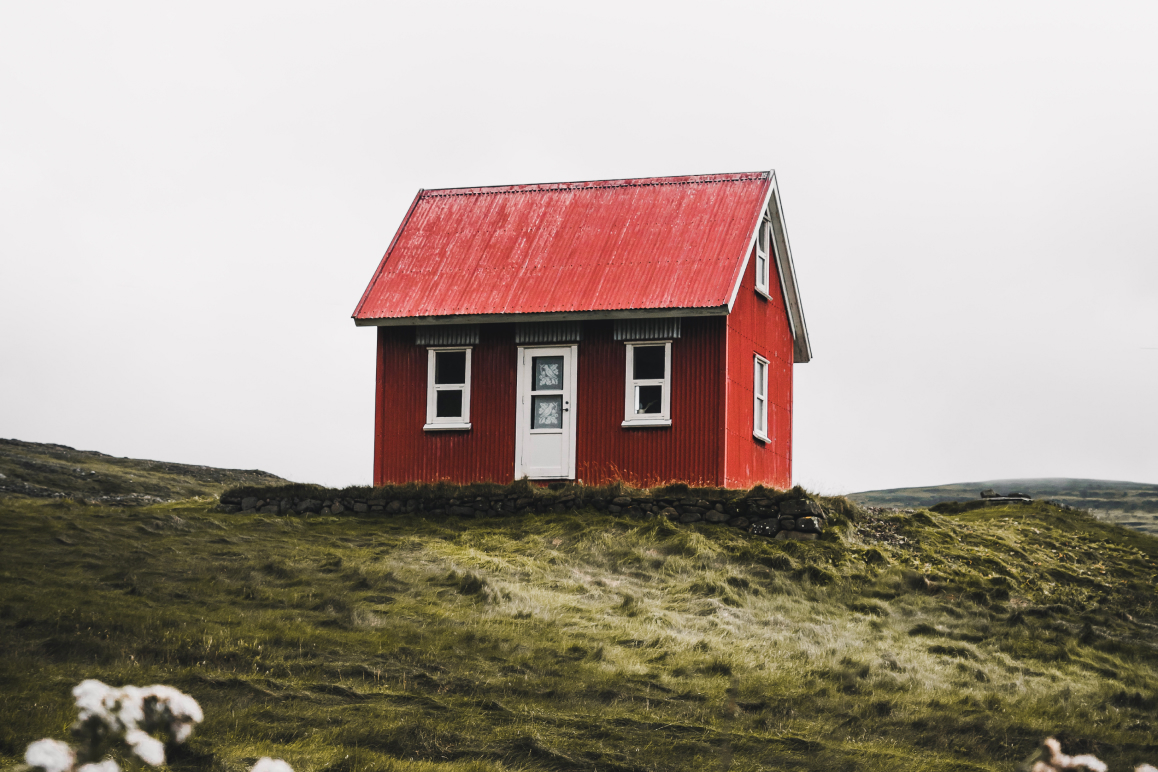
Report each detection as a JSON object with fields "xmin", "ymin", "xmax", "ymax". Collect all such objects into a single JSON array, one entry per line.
[
  {"xmin": 0, "ymin": 438, "xmax": 287, "ymax": 504},
  {"xmin": 3, "ymin": 488, "xmax": 1157, "ymax": 770},
  {"xmin": 849, "ymin": 478, "xmax": 1158, "ymax": 537}
]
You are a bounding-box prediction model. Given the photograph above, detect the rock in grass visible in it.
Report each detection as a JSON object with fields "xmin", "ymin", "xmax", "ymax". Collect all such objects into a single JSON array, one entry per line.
[
  {"xmin": 661, "ymin": 507, "xmax": 679, "ymax": 519},
  {"xmin": 704, "ymin": 509, "xmax": 729, "ymax": 523},
  {"xmin": 749, "ymin": 519, "xmax": 776, "ymax": 536},
  {"xmin": 778, "ymin": 517, "xmax": 796, "ymax": 531},
  {"xmin": 776, "ymin": 530, "xmax": 818, "ymax": 541},
  {"xmin": 780, "ymin": 498, "xmax": 823, "ymax": 517},
  {"xmin": 679, "ymin": 512, "xmax": 702, "ymax": 524},
  {"xmin": 795, "ymin": 516, "xmax": 822, "ymax": 533},
  {"xmin": 728, "ymin": 516, "xmax": 749, "ymax": 528}
]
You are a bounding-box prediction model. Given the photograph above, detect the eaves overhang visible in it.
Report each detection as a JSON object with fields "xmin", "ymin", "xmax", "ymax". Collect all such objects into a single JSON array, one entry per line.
[{"xmin": 353, "ymin": 305, "xmax": 730, "ymax": 327}]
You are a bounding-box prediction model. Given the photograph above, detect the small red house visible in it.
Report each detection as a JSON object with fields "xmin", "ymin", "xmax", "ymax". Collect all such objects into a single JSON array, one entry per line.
[{"xmin": 353, "ymin": 171, "xmax": 811, "ymax": 489}]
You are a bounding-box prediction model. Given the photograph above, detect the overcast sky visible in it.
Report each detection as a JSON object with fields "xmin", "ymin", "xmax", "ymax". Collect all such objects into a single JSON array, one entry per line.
[{"xmin": 2, "ymin": 1, "xmax": 1156, "ymax": 493}]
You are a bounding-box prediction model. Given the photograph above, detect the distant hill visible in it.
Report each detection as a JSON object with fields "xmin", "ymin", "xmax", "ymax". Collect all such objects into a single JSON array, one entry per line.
[
  {"xmin": 849, "ymin": 477, "xmax": 1158, "ymax": 535},
  {"xmin": 0, "ymin": 437, "xmax": 287, "ymax": 504}
]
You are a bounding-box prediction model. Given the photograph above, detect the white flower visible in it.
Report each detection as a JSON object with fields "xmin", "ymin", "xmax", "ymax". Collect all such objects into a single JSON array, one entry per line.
[
  {"xmin": 171, "ymin": 721, "xmax": 196, "ymax": 744},
  {"xmin": 25, "ymin": 738, "xmax": 76, "ymax": 772},
  {"xmin": 72, "ymin": 680, "xmax": 113, "ymax": 720},
  {"xmin": 139, "ymin": 684, "xmax": 203, "ymax": 742},
  {"xmin": 124, "ymin": 730, "xmax": 166, "ymax": 767},
  {"xmin": 77, "ymin": 761, "xmax": 121, "ymax": 772},
  {"xmin": 250, "ymin": 758, "xmax": 295, "ymax": 772},
  {"xmin": 112, "ymin": 686, "xmax": 146, "ymax": 729}
]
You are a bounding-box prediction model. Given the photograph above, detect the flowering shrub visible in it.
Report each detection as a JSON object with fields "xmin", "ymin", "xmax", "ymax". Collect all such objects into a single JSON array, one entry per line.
[
  {"xmin": 23, "ymin": 681, "xmax": 293, "ymax": 772},
  {"xmin": 1021, "ymin": 737, "xmax": 1157, "ymax": 772}
]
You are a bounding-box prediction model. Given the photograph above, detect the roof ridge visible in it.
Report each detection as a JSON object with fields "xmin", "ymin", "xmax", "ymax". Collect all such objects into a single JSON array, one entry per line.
[{"xmin": 421, "ymin": 171, "xmax": 769, "ymax": 198}]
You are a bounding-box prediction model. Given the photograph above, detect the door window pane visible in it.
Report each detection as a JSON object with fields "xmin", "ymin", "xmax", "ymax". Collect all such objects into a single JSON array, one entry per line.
[
  {"xmin": 633, "ymin": 345, "xmax": 665, "ymax": 380},
  {"xmin": 532, "ymin": 395, "xmax": 562, "ymax": 428},
  {"xmin": 636, "ymin": 385, "xmax": 663, "ymax": 414},
  {"xmin": 532, "ymin": 356, "xmax": 563, "ymax": 391},
  {"xmin": 436, "ymin": 389, "xmax": 463, "ymax": 418},
  {"xmin": 434, "ymin": 351, "xmax": 466, "ymax": 384}
]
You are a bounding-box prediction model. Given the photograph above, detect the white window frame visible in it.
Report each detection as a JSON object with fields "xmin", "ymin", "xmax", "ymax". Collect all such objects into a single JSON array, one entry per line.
[
  {"xmin": 755, "ymin": 219, "xmax": 772, "ymax": 298},
  {"xmin": 622, "ymin": 340, "xmax": 672, "ymax": 427},
  {"xmin": 753, "ymin": 354, "xmax": 770, "ymax": 442},
  {"xmin": 424, "ymin": 347, "xmax": 472, "ymax": 431}
]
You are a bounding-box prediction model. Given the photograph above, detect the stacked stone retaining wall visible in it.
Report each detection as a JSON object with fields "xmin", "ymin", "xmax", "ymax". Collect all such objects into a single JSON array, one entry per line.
[{"xmin": 217, "ymin": 483, "xmax": 837, "ymax": 540}]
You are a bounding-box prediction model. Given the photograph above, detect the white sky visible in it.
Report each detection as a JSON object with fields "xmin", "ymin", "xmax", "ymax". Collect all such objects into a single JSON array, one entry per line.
[{"xmin": 2, "ymin": 1, "xmax": 1156, "ymax": 493}]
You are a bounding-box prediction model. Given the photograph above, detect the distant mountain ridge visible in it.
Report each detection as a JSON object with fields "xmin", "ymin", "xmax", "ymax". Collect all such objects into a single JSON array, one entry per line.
[
  {"xmin": 0, "ymin": 438, "xmax": 287, "ymax": 504},
  {"xmin": 849, "ymin": 477, "xmax": 1158, "ymax": 536}
]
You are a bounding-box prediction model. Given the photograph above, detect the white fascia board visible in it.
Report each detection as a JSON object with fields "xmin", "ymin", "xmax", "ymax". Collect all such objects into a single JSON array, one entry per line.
[
  {"xmin": 722, "ymin": 171, "xmax": 811, "ymax": 363},
  {"xmin": 725, "ymin": 172, "xmax": 778, "ymax": 314},
  {"xmin": 767, "ymin": 174, "xmax": 812, "ymax": 363},
  {"xmin": 353, "ymin": 305, "xmax": 729, "ymax": 327}
]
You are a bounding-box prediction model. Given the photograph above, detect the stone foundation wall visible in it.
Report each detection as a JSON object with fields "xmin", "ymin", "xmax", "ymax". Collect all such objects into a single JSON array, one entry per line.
[{"xmin": 217, "ymin": 484, "xmax": 833, "ymax": 540}]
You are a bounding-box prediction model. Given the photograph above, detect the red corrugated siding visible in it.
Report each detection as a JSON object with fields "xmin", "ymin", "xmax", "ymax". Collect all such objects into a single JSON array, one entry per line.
[
  {"xmin": 354, "ymin": 173, "xmax": 771, "ymax": 321},
  {"xmin": 576, "ymin": 319, "xmax": 724, "ymax": 487},
  {"xmin": 374, "ymin": 319, "xmax": 725, "ymax": 486},
  {"xmin": 374, "ymin": 325, "xmax": 517, "ymax": 484},
  {"xmin": 723, "ymin": 248, "xmax": 794, "ymax": 489}
]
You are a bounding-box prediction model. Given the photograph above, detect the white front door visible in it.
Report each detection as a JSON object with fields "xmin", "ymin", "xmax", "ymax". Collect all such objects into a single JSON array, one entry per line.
[{"xmin": 515, "ymin": 345, "xmax": 577, "ymax": 480}]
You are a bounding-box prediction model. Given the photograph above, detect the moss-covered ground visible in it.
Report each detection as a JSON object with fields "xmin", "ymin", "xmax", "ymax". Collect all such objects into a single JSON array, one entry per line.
[{"xmin": 1, "ymin": 495, "xmax": 1156, "ymax": 771}]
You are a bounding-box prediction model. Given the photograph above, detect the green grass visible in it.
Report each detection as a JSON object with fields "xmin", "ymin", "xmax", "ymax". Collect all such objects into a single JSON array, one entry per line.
[{"xmin": 2, "ymin": 495, "xmax": 1156, "ymax": 771}]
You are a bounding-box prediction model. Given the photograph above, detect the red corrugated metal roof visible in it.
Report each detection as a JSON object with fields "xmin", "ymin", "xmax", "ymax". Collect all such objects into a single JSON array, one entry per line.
[{"xmin": 353, "ymin": 172, "xmax": 773, "ymax": 322}]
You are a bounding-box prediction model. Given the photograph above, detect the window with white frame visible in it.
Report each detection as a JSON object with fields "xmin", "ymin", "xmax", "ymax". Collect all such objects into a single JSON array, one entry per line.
[
  {"xmin": 425, "ymin": 347, "xmax": 471, "ymax": 430},
  {"xmin": 755, "ymin": 219, "xmax": 771, "ymax": 297},
  {"xmin": 753, "ymin": 354, "xmax": 769, "ymax": 441},
  {"xmin": 622, "ymin": 341, "xmax": 671, "ymax": 427}
]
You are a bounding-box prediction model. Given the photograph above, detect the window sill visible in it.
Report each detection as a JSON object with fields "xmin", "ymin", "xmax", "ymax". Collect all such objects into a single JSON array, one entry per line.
[
  {"xmin": 753, "ymin": 431, "xmax": 770, "ymax": 443},
  {"xmin": 622, "ymin": 419, "xmax": 672, "ymax": 428},
  {"xmin": 755, "ymin": 286, "xmax": 772, "ymax": 300},
  {"xmin": 424, "ymin": 422, "xmax": 472, "ymax": 431}
]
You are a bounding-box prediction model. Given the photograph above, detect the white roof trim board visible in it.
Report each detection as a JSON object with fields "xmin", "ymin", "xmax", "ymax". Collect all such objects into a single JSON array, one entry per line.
[{"xmin": 726, "ymin": 171, "xmax": 811, "ymax": 364}]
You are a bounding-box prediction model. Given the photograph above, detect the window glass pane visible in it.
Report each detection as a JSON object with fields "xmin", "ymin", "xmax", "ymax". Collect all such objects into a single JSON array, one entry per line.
[
  {"xmin": 636, "ymin": 385, "xmax": 663, "ymax": 414},
  {"xmin": 755, "ymin": 360, "xmax": 767, "ymax": 396},
  {"xmin": 633, "ymin": 345, "xmax": 665, "ymax": 380},
  {"xmin": 532, "ymin": 395, "xmax": 562, "ymax": 428},
  {"xmin": 436, "ymin": 389, "xmax": 463, "ymax": 418},
  {"xmin": 434, "ymin": 351, "xmax": 466, "ymax": 384},
  {"xmin": 755, "ymin": 399, "xmax": 765, "ymax": 432},
  {"xmin": 532, "ymin": 356, "xmax": 563, "ymax": 391}
]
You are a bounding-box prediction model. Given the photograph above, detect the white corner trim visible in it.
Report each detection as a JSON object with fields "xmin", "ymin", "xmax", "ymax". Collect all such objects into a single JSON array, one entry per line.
[{"xmin": 424, "ymin": 422, "xmax": 472, "ymax": 431}]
